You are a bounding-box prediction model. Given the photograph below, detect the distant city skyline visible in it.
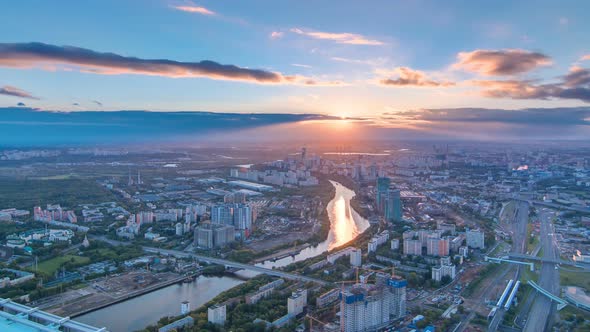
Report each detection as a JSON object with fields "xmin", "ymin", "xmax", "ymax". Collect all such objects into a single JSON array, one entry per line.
[{"xmin": 1, "ymin": 1, "xmax": 590, "ymax": 141}]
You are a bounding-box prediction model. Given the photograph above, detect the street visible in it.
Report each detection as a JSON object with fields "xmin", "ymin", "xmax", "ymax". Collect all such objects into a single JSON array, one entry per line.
[
  {"xmin": 524, "ymin": 209, "xmax": 560, "ymax": 332},
  {"xmin": 488, "ymin": 201, "xmax": 529, "ymax": 331}
]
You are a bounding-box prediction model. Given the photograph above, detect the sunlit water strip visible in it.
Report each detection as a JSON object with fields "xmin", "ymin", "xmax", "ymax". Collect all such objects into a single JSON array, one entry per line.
[{"xmin": 256, "ymin": 180, "xmax": 369, "ymax": 269}]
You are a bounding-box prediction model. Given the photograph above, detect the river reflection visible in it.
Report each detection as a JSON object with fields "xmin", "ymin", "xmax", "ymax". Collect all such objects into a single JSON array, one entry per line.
[
  {"xmin": 256, "ymin": 180, "xmax": 369, "ymax": 269},
  {"xmin": 75, "ymin": 181, "xmax": 368, "ymax": 330},
  {"xmin": 75, "ymin": 275, "xmax": 243, "ymax": 332}
]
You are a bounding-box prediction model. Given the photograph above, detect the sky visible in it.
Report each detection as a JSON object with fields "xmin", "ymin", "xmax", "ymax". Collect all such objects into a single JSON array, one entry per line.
[{"xmin": 1, "ymin": 0, "xmax": 590, "ymax": 142}]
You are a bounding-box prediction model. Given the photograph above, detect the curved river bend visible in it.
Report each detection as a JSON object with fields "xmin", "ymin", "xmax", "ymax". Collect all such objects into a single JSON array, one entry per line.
[{"xmin": 256, "ymin": 180, "xmax": 369, "ymax": 269}]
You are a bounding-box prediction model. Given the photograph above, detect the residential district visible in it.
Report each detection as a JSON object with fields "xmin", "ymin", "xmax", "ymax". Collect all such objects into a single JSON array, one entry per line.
[{"xmin": 0, "ymin": 143, "xmax": 589, "ymax": 332}]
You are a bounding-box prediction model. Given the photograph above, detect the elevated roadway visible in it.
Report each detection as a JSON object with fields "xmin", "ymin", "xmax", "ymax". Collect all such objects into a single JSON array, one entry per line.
[{"xmin": 143, "ymin": 246, "xmax": 332, "ymax": 285}]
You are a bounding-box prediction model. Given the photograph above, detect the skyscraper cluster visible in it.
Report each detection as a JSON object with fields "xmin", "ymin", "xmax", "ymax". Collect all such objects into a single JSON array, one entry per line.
[
  {"xmin": 211, "ymin": 203, "xmax": 254, "ymax": 239},
  {"xmin": 375, "ymin": 177, "xmax": 402, "ymax": 222},
  {"xmin": 194, "ymin": 223, "xmax": 236, "ymax": 249}
]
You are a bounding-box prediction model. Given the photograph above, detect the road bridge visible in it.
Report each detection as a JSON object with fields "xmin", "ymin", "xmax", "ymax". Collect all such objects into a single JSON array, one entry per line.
[
  {"xmin": 143, "ymin": 246, "xmax": 332, "ymax": 286},
  {"xmin": 508, "ymin": 253, "xmax": 590, "ymax": 270},
  {"xmin": 527, "ymin": 280, "xmax": 567, "ymax": 310},
  {"xmin": 484, "ymin": 256, "xmax": 534, "ymax": 271}
]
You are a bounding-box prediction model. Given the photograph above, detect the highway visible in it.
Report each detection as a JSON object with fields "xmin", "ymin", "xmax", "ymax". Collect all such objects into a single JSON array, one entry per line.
[
  {"xmin": 488, "ymin": 201, "xmax": 529, "ymax": 332},
  {"xmin": 90, "ymin": 235, "xmax": 331, "ymax": 285},
  {"xmin": 510, "ymin": 195, "xmax": 590, "ymax": 214},
  {"xmin": 143, "ymin": 246, "xmax": 332, "ymax": 285},
  {"xmin": 507, "ymin": 253, "xmax": 590, "ymax": 269},
  {"xmin": 523, "ymin": 209, "xmax": 560, "ymax": 332}
]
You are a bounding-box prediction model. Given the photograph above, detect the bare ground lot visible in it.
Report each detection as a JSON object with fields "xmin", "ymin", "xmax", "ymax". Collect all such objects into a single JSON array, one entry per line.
[{"xmin": 36, "ymin": 271, "xmax": 181, "ymax": 317}]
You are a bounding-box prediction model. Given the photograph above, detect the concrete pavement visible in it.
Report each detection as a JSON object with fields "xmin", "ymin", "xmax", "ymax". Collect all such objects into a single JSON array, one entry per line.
[
  {"xmin": 524, "ymin": 209, "xmax": 560, "ymax": 332},
  {"xmin": 488, "ymin": 201, "xmax": 529, "ymax": 332}
]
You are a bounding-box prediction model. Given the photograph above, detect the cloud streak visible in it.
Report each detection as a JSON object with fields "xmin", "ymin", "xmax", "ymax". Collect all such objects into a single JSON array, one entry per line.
[
  {"xmin": 382, "ymin": 107, "xmax": 590, "ymax": 126},
  {"xmin": 0, "ymin": 85, "xmax": 39, "ymax": 99},
  {"xmin": 290, "ymin": 28, "xmax": 384, "ymax": 46},
  {"xmin": 171, "ymin": 2, "xmax": 215, "ymax": 15},
  {"xmin": 270, "ymin": 31, "xmax": 284, "ymax": 39},
  {"xmin": 379, "ymin": 67, "xmax": 454, "ymax": 87},
  {"xmin": 0, "ymin": 42, "xmax": 342, "ymax": 86},
  {"xmin": 454, "ymin": 49, "xmax": 551, "ymax": 76}
]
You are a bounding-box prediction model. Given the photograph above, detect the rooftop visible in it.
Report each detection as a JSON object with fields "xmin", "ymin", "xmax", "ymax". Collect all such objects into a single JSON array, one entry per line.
[{"xmin": 0, "ymin": 298, "xmax": 108, "ymax": 332}]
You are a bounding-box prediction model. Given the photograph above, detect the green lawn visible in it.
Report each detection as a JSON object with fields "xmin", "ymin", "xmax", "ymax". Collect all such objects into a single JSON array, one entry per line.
[
  {"xmin": 560, "ymin": 268, "xmax": 590, "ymax": 289},
  {"xmin": 526, "ymin": 224, "xmax": 539, "ymax": 254},
  {"xmin": 36, "ymin": 255, "xmax": 90, "ymax": 275},
  {"xmin": 520, "ymin": 264, "xmax": 539, "ymax": 283}
]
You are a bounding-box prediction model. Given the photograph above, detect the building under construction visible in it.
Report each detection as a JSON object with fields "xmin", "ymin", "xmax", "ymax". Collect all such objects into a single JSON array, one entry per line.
[{"xmin": 340, "ymin": 272, "xmax": 407, "ymax": 332}]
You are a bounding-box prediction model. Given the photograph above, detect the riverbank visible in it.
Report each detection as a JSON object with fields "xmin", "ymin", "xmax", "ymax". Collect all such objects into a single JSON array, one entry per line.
[
  {"xmin": 264, "ymin": 180, "xmax": 371, "ymax": 273},
  {"xmin": 44, "ymin": 271, "xmax": 197, "ymax": 318},
  {"xmin": 252, "ymin": 243, "xmax": 312, "ymax": 263},
  {"xmin": 71, "ymin": 273, "xmax": 193, "ymax": 317},
  {"xmin": 141, "ymin": 274, "xmax": 298, "ymax": 332},
  {"xmin": 77, "ymin": 274, "xmax": 245, "ymax": 332}
]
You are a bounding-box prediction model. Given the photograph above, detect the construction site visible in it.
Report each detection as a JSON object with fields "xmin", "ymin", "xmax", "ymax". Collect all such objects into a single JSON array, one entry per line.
[{"xmin": 31, "ymin": 270, "xmax": 188, "ymax": 317}]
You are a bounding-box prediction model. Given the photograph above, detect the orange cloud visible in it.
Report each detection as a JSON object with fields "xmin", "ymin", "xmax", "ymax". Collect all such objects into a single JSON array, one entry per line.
[
  {"xmin": 454, "ymin": 49, "xmax": 551, "ymax": 76},
  {"xmin": 379, "ymin": 67, "xmax": 454, "ymax": 87},
  {"xmin": 471, "ymin": 76, "xmax": 590, "ymax": 102}
]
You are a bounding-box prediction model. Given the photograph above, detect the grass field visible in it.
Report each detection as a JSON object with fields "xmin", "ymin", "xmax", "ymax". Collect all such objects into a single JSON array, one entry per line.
[
  {"xmin": 519, "ymin": 264, "xmax": 539, "ymax": 283},
  {"xmin": 525, "ymin": 223, "xmax": 539, "ymax": 254},
  {"xmin": 36, "ymin": 255, "xmax": 90, "ymax": 275},
  {"xmin": 560, "ymin": 268, "xmax": 590, "ymax": 289}
]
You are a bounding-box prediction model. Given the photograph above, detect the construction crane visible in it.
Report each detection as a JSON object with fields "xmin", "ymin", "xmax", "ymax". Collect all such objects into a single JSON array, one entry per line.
[
  {"xmin": 306, "ymin": 314, "xmax": 328, "ymax": 332},
  {"xmin": 332, "ymin": 266, "xmax": 397, "ymax": 332}
]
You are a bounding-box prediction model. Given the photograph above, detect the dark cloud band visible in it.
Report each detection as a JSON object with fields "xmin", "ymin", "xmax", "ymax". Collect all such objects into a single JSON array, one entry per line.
[{"xmin": 0, "ymin": 42, "xmax": 282, "ymax": 83}]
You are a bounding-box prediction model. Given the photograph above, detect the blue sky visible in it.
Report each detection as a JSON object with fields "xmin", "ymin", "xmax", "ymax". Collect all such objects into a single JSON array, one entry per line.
[{"xmin": 1, "ymin": 0, "xmax": 590, "ymax": 117}]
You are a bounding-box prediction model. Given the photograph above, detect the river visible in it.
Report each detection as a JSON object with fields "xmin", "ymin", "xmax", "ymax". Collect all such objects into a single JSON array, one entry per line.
[
  {"xmin": 76, "ymin": 181, "xmax": 368, "ymax": 331},
  {"xmin": 75, "ymin": 275, "xmax": 244, "ymax": 331},
  {"xmin": 256, "ymin": 180, "xmax": 370, "ymax": 268}
]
